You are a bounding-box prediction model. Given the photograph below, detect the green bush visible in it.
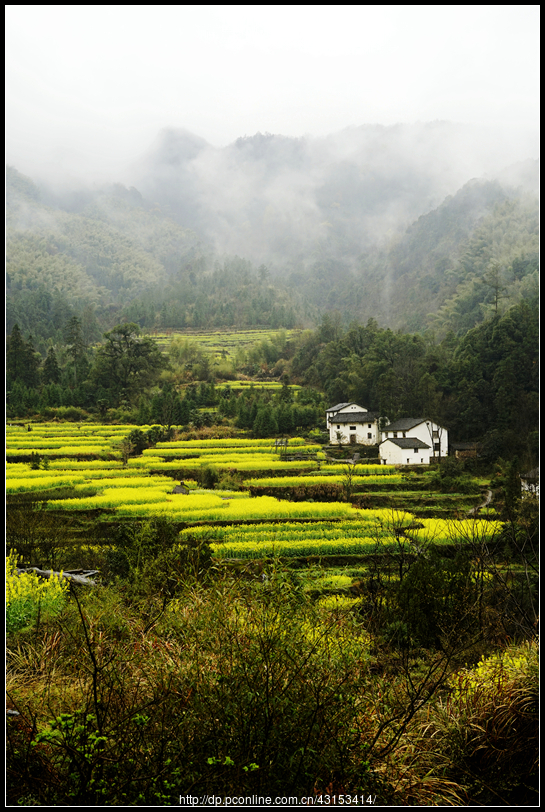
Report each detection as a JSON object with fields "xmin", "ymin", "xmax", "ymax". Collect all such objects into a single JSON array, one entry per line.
[
  {"xmin": 393, "ymin": 550, "xmax": 477, "ymax": 648},
  {"xmin": 198, "ymin": 464, "xmax": 219, "ymax": 489},
  {"xmin": 7, "ymin": 575, "xmax": 377, "ymax": 804},
  {"xmin": 429, "ymin": 457, "xmax": 475, "ymax": 494}
]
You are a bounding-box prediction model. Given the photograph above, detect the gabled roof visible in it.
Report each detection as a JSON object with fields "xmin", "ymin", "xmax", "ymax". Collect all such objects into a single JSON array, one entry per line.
[
  {"xmin": 382, "ymin": 417, "xmax": 433, "ymax": 432},
  {"xmin": 380, "ymin": 437, "xmax": 431, "ymax": 449},
  {"xmin": 332, "ymin": 412, "xmax": 379, "ymax": 424},
  {"xmin": 326, "ymin": 402, "xmax": 354, "ymax": 413}
]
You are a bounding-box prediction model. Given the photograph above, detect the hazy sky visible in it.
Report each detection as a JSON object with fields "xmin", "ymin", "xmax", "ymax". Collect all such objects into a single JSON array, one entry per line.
[{"xmin": 6, "ymin": 5, "xmax": 540, "ymax": 183}]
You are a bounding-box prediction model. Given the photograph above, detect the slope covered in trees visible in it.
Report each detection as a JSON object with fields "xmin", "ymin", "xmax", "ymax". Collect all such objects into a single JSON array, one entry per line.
[
  {"xmin": 7, "ymin": 145, "xmax": 538, "ymax": 348},
  {"xmin": 6, "ymin": 167, "xmax": 308, "ymax": 349},
  {"xmin": 286, "ymin": 177, "xmax": 538, "ymax": 334},
  {"xmin": 6, "ymin": 294, "xmax": 538, "ymax": 470},
  {"xmin": 289, "ymin": 297, "xmax": 538, "ymax": 467}
]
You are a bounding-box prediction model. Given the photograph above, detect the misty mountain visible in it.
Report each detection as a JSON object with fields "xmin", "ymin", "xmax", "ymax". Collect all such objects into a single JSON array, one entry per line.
[
  {"xmin": 310, "ymin": 175, "xmax": 539, "ymax": 333},
  {"xmin": 127, "ymin": 121, "xmax": 537, "ymax": 267},
  {"xmin": 6, "ymin": 121, "xmax": 538, "ymax": 348},
  {"xmin": 6, "ymin": 166, "xmax": 308, "ymax": 349}
]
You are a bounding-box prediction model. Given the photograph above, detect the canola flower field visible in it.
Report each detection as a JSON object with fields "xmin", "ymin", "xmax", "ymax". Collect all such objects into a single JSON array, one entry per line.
[
  {"xmin": 6, "ymin": 550, "xmax": 69, "ymax": 634},
  {"xmin": 214, "ymin": 381, "xmax": 301, "ymax": 391},
  {"xmin": 244, "ymin": 473, "xmax": 406, "ymax": 487},
  {"xmin": 178, "ymin": 514, "xmax": 501, "ymax": 559},
  {"xmin": 6, "ymin": 423, "xmax": 501, "ymax": 562},
  {"xmin": 6, "ymin": 423, "xmax": 136, "ymax": 458}
]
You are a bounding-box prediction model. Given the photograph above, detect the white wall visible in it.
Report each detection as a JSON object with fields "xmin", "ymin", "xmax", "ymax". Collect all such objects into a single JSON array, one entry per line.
[
  {"xmin": 329, "ymin": 420, "xmax": 379, "ymax": 445},
  {"xmin": 379, "ymin": 440, "xmax": 432, "ymax": 465},
  {"xmin": 381, "ymin": 421, "xmax": 448, "ymax": 458},
  {"xmin": 327, "ymin": 404, "xmax": 380, "ymax": 445}
]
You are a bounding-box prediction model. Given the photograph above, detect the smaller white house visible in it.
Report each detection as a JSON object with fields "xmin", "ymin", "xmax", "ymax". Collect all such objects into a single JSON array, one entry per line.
[
  {"xmin": 326, "ymin": 402, "xmax": 381, "ymax": 445},
  {"xmin": 379, "ymin": 437, "xmax": 432, "ymax": 466},
  {"xmin": 380, "ymin": 418, "xmax": 448, "ymax": 461},
  {"xmin": 520, "ymin": 468, "xmax": 539, "ymax": 498}
]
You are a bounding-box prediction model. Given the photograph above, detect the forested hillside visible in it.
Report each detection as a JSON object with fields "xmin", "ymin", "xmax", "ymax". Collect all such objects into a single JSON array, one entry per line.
[
  {"xmin": 7, "ymin": 142, "xmax": 538, "ymax": 348},
  {"xmin": 6, "ymin": 167, "xmax": 308, "ymax": 350},
  {"xmin": 290, "ymin": 297, "xmax": 538, "ymax": 465},
  {"xmin": 285, "ymin": 177, "xmax": 538, "ymax": 333}
]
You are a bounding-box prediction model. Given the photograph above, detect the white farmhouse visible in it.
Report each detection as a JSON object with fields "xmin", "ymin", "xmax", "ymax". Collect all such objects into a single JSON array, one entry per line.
[
  {"xmin": 520, "ymin": 468, "xmax": 539, "ymax": 498},
  {"xmin": 380, "ymin": 418, "xmax": 448, "ymax": 465},
  {"xmin": 379, "ymin": 437, "xmax": 432, "ymax": 466},
  {"xmin": 326, "ymin": 402, "xmax": 381, "ymax": 445}
]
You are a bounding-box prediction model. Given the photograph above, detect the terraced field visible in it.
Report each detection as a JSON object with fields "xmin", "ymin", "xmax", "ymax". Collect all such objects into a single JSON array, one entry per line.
[
  {"xmin": 146, "ymin": 328, "xmax": 302, "ymax": 361},
  {"xmin": 7, "ymin": 423, "xmax": 498, "ymax": 580}
]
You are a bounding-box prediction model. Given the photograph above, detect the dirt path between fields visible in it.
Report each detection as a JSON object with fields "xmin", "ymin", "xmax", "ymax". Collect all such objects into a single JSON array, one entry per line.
[{"xmin": 467, "ymin": 489, "xmax": 493, "ymax": 516}]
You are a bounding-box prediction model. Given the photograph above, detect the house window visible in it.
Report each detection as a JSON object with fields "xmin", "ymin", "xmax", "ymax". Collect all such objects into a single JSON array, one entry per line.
[
  {"xmin": 434, "ymin": 443, "xmax": 440, "ymax": 452},
  {"xmin": 421, "ymin": 458, "xmax": 424, "ymax": 463},
  {"xmin": 368, "ymin": 424, "xmax": 371, "ymax": 428},
  {"xmin": 432, "ymin": 430, "xmax": 439, "ymax": 439},
  {"xmin": 414, "ymin": 448, "xmax": 419, "ymax": 454},
  {"xmin": 393, "ymin": 432, "xmax": 398, "ymax": 438},
  {"xmin": 407, "ymin": 459, "xmax": 410, "ymax": 464},
  {"xmin": 367, "ymin": 433, "xmax": 372, "ymax": 439},
  {"xmin": 402, "ymin": 432, "xmax": 406, "ymax": 438},
  {"xmin": 350, "ymin": 426, "xmax": 356, "ymax": 431},
  {"xmin": 337, "ymin": 425, "xmax": 340, "ymax": 429}
]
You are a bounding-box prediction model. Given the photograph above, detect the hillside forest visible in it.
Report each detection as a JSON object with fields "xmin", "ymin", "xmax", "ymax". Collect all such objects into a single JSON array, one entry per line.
[{"xmin": 6, "ymin": 298, "xmax": 539, "ymax": 471}]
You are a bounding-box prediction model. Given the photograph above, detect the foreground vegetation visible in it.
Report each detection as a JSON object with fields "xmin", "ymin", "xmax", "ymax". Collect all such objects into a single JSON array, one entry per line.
[
  {"xmin": 7, "ymin": 564, "xmax": 538, "ymax": 806},
  {"xmin": 6, "ymin": 421, "xmax": 539, "ymax": 805}
]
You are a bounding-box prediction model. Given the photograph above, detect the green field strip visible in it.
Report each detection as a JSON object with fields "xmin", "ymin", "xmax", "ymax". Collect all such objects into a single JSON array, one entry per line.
[
  {"xmin": 215, "ymin": 382, "xmax": 301, "ymax": 390},
  {"xmin": 210, "ymin": 536, "xmax": 394, "ymax": 558}
]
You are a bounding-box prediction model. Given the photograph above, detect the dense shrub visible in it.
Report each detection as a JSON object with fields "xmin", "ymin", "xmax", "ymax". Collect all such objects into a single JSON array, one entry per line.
[
  {"xmin": 197, "ymin": 464, "xmax": 220, "ymax": 489},
  {"xmin": 7, "ymin": 575, "xmax": 379, "ymax": 804},
  {"xmin": 424, "ymin": 641, "xmax": 539, "ymax": 804}
]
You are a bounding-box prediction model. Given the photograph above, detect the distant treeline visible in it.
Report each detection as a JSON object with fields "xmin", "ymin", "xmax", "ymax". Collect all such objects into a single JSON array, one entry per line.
[
  {"xmin": 6, "ymin": 295, "xmax": 538, "ymax": 468},
  {"xmin": 5, "ymin": 319, "xmax": 324, "ymax": 436},
  {"xmin": 290, "ymin": 298, "xmax": 538, "ymax": 465}
]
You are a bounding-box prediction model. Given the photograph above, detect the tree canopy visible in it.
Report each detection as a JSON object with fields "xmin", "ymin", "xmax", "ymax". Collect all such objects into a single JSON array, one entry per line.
[{"xmin": 90, "ymin": 323, "xmax": 167, "ymax": 406}]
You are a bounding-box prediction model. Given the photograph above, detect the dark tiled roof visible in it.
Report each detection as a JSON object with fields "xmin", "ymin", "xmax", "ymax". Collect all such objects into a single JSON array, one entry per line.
[
  {"xmin": 326, "ymin": 402, "xmax": 354, "ymax": 412},
  {"xmin": 331, "ymin": 412, "xmax": 379, "ymax": 424},
  {"xmin": 382, "ymin": 417, "xmax": 430, "ymax": 432},
  {"xmin": 380, "ymin": 437, "xmax": 431, "ymax": 449}
]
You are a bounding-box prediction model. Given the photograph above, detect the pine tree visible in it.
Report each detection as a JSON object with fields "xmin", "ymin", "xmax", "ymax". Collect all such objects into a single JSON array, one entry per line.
[
  {"xmin": 23, "ymin": 335, "xmax": 41, "ymax": 389},
  {"xmin": 253, "ymin": 406, "xmax": 278, "ymax": 438},
  {"xmin": 6, "ymin": 324, "xmax": 27, "ymax": 387},
  {"xmin": 42, "ymin": 347, "xmax": 61, "ymax": 385},
  {"xmin": 64, "ymin": 316, "xmax": 86, "ymax": 386},
  {"xmin": 276, "ymin": 402, "xmax": 294, "ymax": 434}
]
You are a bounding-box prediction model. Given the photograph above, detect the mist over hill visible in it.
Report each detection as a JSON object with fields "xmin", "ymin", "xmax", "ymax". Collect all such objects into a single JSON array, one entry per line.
[
  {"xmin": 6, "ymin": 121, "xmax": 538, "ymax": 347},
  {"xmin": 127, "ymin": 122, "xmax": 537, "ymax": 263}
]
